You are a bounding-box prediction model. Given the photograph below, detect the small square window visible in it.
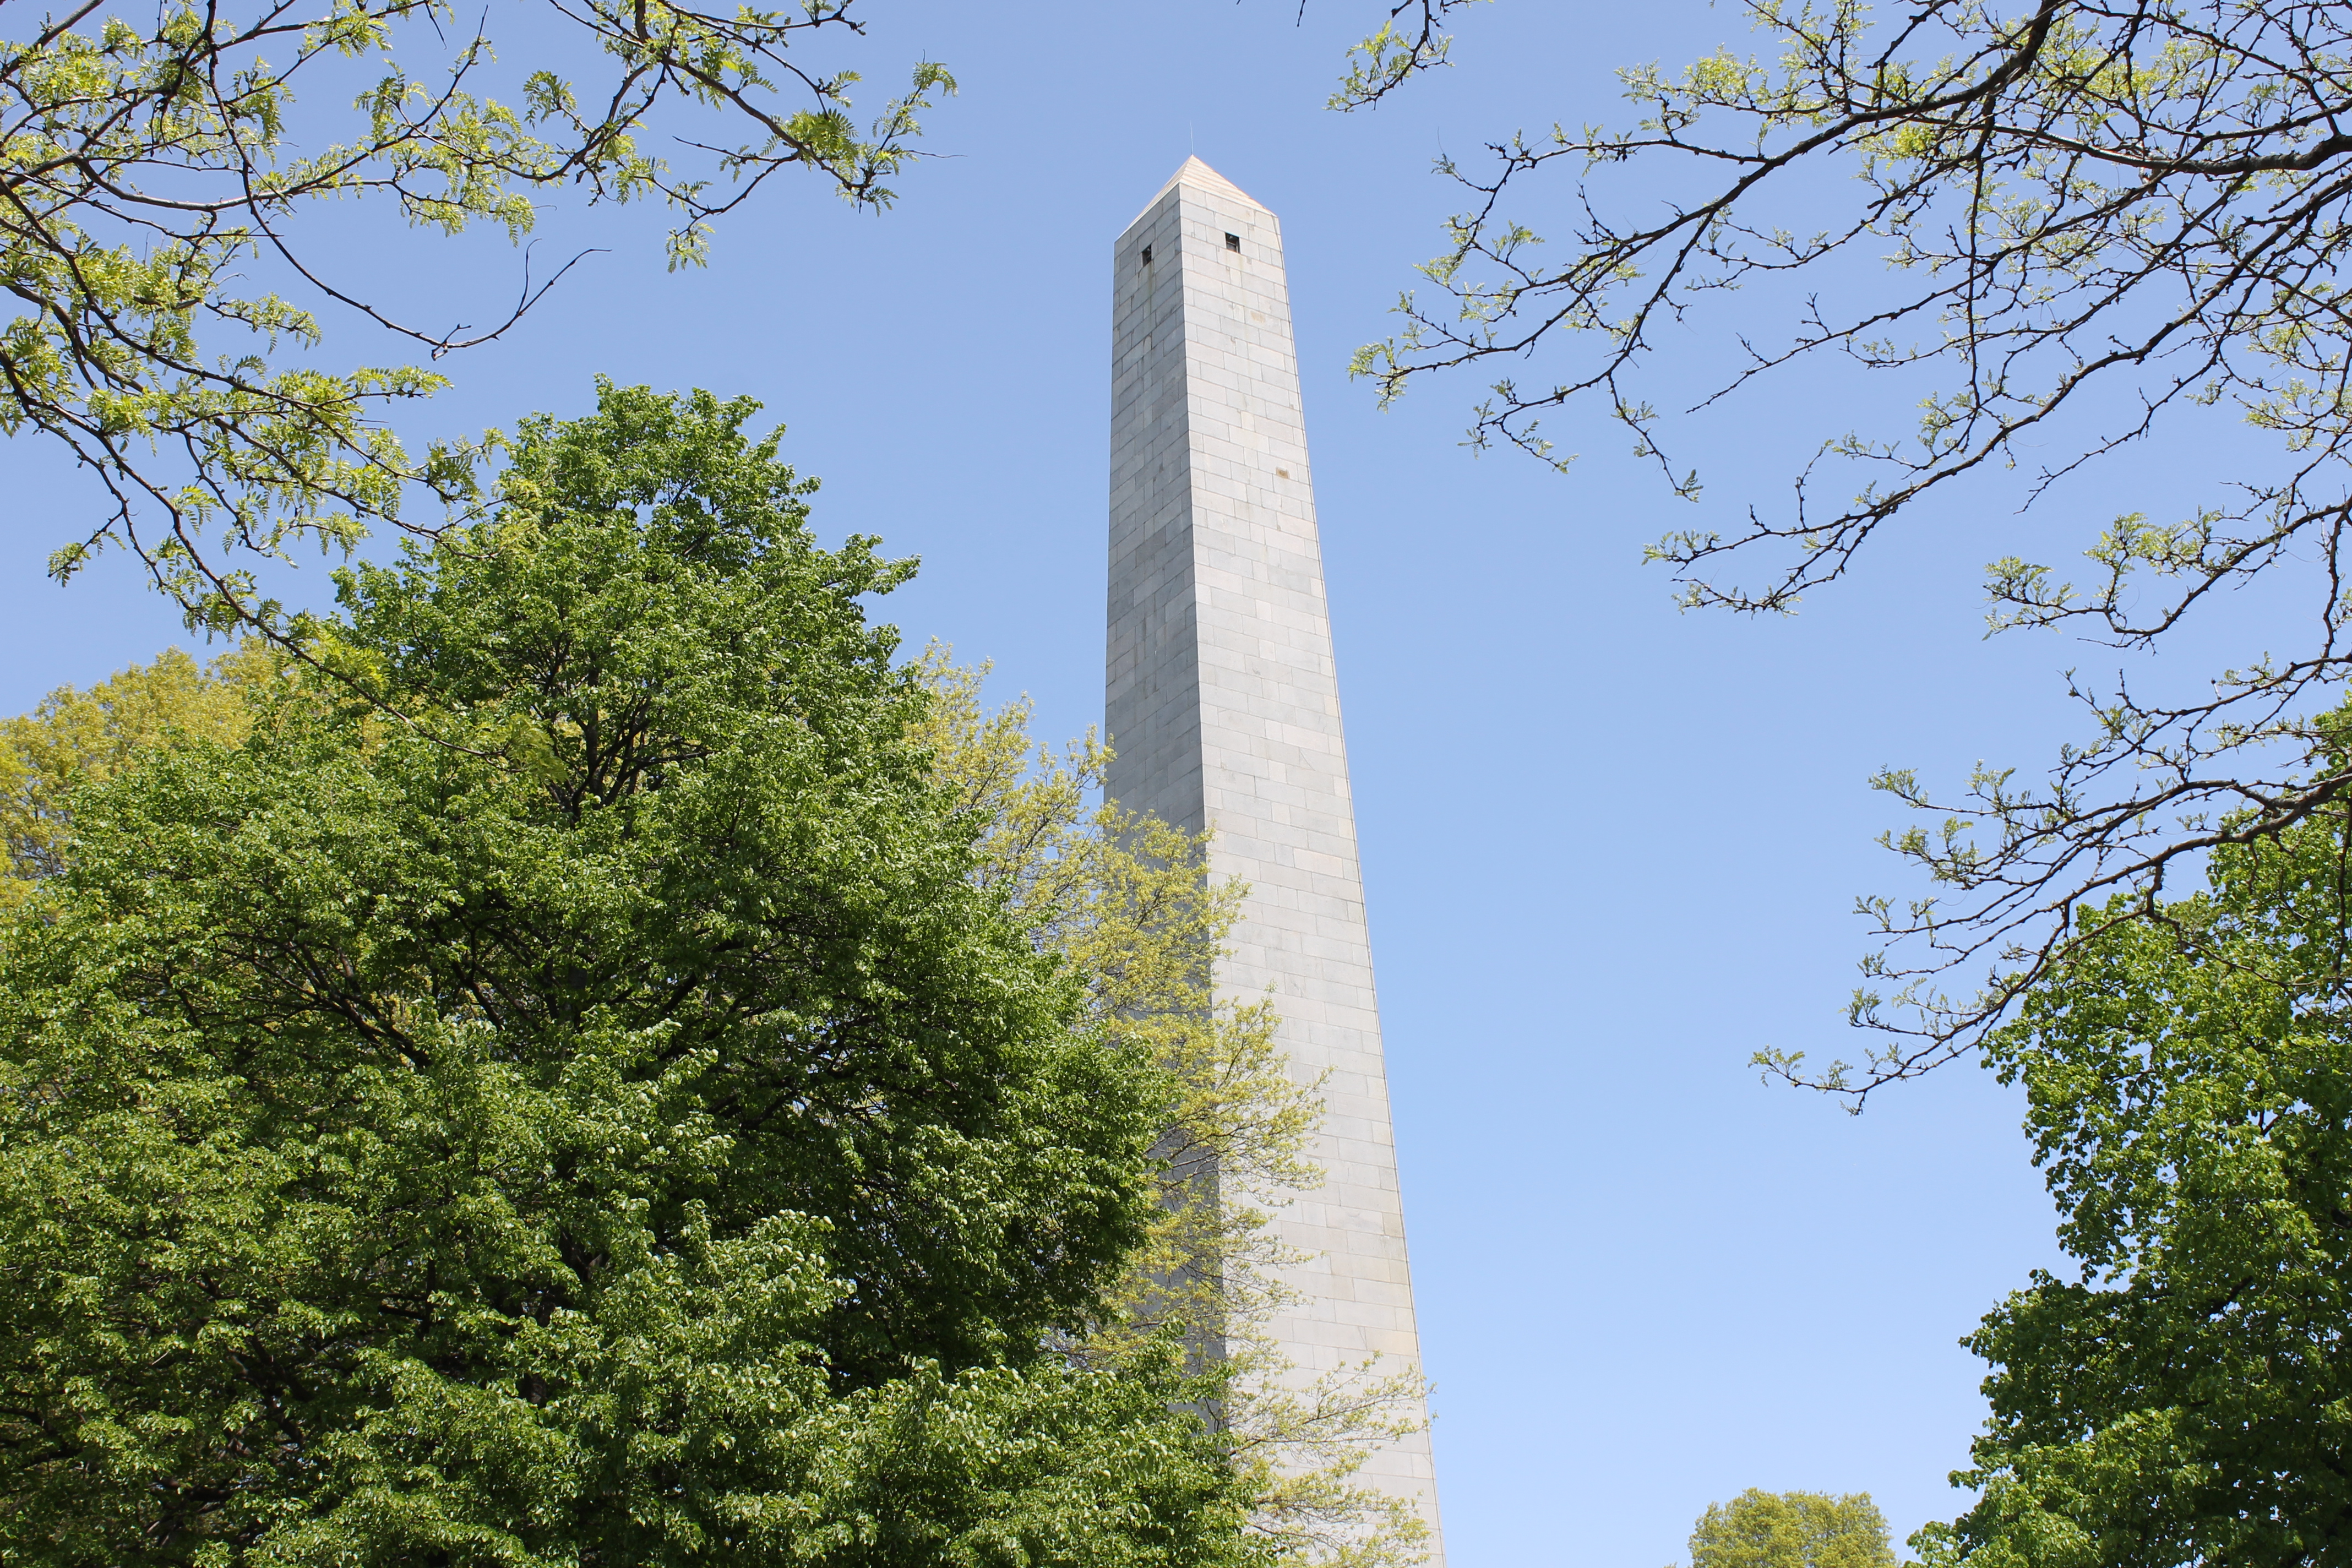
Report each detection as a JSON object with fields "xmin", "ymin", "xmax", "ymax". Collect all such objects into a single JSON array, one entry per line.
[
  {"xmin": 1224, "ymin": 232, "xmax": 1242, "ymax": 252},
  {"xmin": 1140, "ymin": 244, "xmax": 1153, "ymax": 266}
]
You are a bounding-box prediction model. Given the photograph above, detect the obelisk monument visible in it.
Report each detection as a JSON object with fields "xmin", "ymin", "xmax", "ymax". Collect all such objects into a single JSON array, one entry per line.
[{"xmin": 1104, "ymin": 157, "xmax": 1445, "ymax": 1555}]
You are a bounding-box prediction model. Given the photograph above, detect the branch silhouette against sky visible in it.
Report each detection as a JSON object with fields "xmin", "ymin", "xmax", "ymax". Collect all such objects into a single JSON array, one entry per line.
[{"xmin": 1347, "ymin": 0, "xmax": 2352, "ymax": 1098}]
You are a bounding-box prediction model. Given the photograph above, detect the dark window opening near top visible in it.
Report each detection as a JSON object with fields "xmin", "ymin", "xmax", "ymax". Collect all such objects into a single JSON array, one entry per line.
[
  {"xmin": 1224, "ymin": 232, "xmax": 1242, "ymax": 252},
  {"xmin": 1140, "ymin": 244, "xmax": 1152, "ymax": 266}
]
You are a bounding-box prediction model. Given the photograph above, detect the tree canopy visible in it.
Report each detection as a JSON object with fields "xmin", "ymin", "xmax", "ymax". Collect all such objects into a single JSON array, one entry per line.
[
  {"xmin": 0, "ymin": 382, "xmax": 1266, "ymax": 1566},
  {"xmin": 1684, "ymin": 1489, "xmax": 1899, "ymax": 1568},
  {"xmin": 1351, "ymin": 0, "xmax": 2352, "ymax": 1089},
  {"xmin": 0, "ymin": 643, "xmax": 263, "ymax": 911},
  {"xmin": 0, "ymin": 378, "xmax": 1440, "ymax": 1568}
]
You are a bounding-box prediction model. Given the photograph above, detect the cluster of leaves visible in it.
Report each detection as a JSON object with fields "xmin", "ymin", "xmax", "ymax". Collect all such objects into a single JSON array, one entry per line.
[
  {"xmin": 1349, "ymin": 0, "xmax": 2352, "ymax": 1090},
  {"xmin": 1912, "ymin": 781, "xmax": 2352, "ymax": 1566},
  {"xmin": 0, "ymin": 383, "xmax": 1264, "ymax": 1566},
  {"xmin": 0, "ymin": 0, "xmax": 949, "ymax": 631},
  {"xmin": 1326, "ymin": 2, "xmax": 1487, "ymax": 112},
  {"xmin": 1685, "ymin": 1489, "xmax": 1899, "ymax": 1568}
]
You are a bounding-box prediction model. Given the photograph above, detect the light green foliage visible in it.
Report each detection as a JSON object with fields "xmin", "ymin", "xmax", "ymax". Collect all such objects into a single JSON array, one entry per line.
[
  {"xmin": 914, "ymin": 656, "xmax": 1314, "ymax": 1345},
  {"xmin": 1349, "ymin": 0, "xmax": 2352, "ymax": 1079},
  {"xmin": 1, "ymin": 0, "xmax": 950, "ymax": 629},
  {"xmin": 0, "ymin": 382, "xmax": 1261, "ymax": 1566},
  {"xmin": 913, "ymin": 661, "xmax": 1432, "ymax": 1568},
  {"xmin": 0, "ymin": 642, "xmax": 273, "ymax": 910},
  {"xmin": 1686, "ymin": 1490, "xmax": 1899, "ymax": 1568},
  {"xmin": 1326, "ymin": 3, "xmax": 1484, "ymax": 112},
  {"xmin": 1909, "ymin": 789, "xmax": 2352, "ymax": 1567}
]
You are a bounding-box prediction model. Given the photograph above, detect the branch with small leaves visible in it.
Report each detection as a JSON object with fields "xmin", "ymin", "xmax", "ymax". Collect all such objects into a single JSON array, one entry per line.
[
  {"xmin": 1327, "ymin": 0, "xmax": 1486, "ymax": 111},
  {"xmin": 1, "ymin": 0, "xmax": 950, "ymax": 639},
  {"xmin": 1355, "ymin": 0, "xmax": 2352, "ymax": 1097}
]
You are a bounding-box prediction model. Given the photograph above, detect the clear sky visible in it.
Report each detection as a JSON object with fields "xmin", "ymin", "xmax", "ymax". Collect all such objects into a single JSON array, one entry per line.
[{"xmin": 0, "ymin": 3, "xmax": 2288, "ymax": 1564}]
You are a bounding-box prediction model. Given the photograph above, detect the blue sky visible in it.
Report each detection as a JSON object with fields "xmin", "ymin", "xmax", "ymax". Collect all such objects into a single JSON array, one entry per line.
[{"xmin": 0, "ymin": 3, "xmax": 2294, "ymax": 1563}]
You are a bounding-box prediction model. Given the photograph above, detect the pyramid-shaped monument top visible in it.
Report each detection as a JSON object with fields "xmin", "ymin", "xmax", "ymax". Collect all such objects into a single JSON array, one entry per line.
[{"xmin": 1128, "ymin": 155, "xmax": 1267, "ymax": 226}]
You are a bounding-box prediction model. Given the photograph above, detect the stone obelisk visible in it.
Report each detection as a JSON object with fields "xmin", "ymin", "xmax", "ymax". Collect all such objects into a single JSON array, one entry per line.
[{"xmin": 1104, "ymin": 157, "xmax": 1444, "ymax": 1555}]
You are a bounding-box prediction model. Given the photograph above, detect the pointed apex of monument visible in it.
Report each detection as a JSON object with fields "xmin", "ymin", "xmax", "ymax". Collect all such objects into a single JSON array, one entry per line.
[
  {"xmin": 1164, "ymin": 155, "xmax": 1265, "ymax": 208},
  {"xmin": 1129, "ymin": 156, "xmax": 1269, "ymax": 227}
]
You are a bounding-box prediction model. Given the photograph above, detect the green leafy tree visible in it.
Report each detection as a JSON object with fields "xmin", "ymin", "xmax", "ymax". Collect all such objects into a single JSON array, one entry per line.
[
  {"xmin": 1686, "ymin": 1490, "xmax": 1900, "ymax": 1568},
  {"xmin": 1909, "ymin": 768, "xmax": 2352, "ymax": 1567},
  {"xmin": 0, "ymin": 541, "xmax": 1431, "ymax": 1568},
  {"xmin": 0, "ymin": 0, "xmax": 949, "ymax": 630},
  {"xmin": 0, "ymin": 415, "xmax": 1432, "ymax": 1567},
  {"xmin": 1346, "ymin": 0, "xmax": 2352, "ymax": 1090},
  {"xmin": 0, "ymin": 643, "xmax": 272, "ymax": 911},
  {"xmin": 0, "ymin": 382, "xmax": 1263, "ymax": 1566}
]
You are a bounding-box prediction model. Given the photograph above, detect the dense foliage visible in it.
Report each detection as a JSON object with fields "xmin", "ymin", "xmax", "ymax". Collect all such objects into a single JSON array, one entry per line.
[
  {"xmin": 0, "ymin": 383, "xmax": 1264, "ymax": 1566},
  {"xmin": 0, "ymin": 645, "xmax": 262, "ymax": 912},
  {"xmin": 1686, "ymin": 1490, "xmax": 1898, "ymax": 1568},
  {"xmin": 1914, "ymin": 790, "xmax": 2352, "ymax": 1566}
]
